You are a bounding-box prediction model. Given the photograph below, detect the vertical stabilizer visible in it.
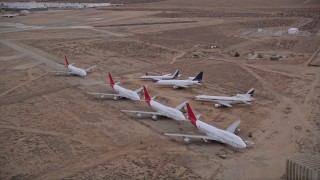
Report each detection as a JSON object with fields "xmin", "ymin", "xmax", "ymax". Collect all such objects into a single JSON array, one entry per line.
[
  {"xmin": 186, "ymin": 103, "xmax": 197, "ymax": 128},
  {"xmin": 64, "ymin": 55, "xmax": 69, "ymax": 67},
  {"xmin": 246, "ymin": 88, "xmax": 254, "ymax": 97},
  {"xmin": 192, "ymin": 72, "xmax": 203, "ymax": 82},
  {"xmin": 108, "ymin": 73, "xmax": 115, "ymax": 90},
  {"xmin": 143, "ymin": 86, "xmax": 151, "ymax": 106},
  {"xmin": 173, "ymin": 70, "xmax": 180, "ymax": 79}
]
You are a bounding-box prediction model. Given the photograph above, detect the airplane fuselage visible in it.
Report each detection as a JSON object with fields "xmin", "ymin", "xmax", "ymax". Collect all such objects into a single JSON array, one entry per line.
[
  {"xmin": 114, "ymin": 85, "xmax": 140, "ymax": 101},
  {"xmin": 150, "ymin": 100, "xmax": 186, "ymax": 121},
  {"xmin": 156, "ymin": 80, "xmax": 198, "ymax": 88},
  {"xmin": 140, "ymin": 75, "xmax": 173, "ymax": 81},
  {"xmin": 68, "ymin": 65, "xmax": 87, "ymax": 76},
  {"xmin": 196, "ymin": 120, "xmax": 246, "ymax": 148},
  {"xmin": 195, "ymin": 95, "xmax": 253, "ymax": 105}
]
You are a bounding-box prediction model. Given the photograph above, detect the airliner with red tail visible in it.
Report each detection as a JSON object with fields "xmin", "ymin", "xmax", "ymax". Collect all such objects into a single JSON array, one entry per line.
[
  {"xmin": 49, "ymin": 56, "xmax": 96, "ymax": 77},
  {"xmin": 121, "ymin": 86, "xmax": 187, "ymax": 122},
  {"xmin": 165, "ymin": 102, "xmax": 247, "ymax": 149},
  {"xmin": 88, "ymin": 73, "xmax": 143, "ymax": 101}
]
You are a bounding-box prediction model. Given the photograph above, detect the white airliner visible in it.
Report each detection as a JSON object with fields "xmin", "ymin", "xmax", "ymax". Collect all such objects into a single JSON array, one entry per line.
[
  {"xmin": 194, "ymin": 88, "xmax": 255, "ymax": 107},
  {"xmin": 140, "ymin": 69, "xmax": 181, "ymax": 81},
  {"xmin": 87, "ymin": 73, "xmax": 143, "ymax": 101},
  {"xmin": 49, "ymin": 56, "xmax": 96, "ymax": 77},
  {"xmin": 165, "ymin": 103, "xmax": 247, "ymax": 149},
  {"xmin": 121, "ymin": 86, "xmax": 187, "ymax": 122},
  {"xmin": 156, "ymin": 72, "xmax": 203, "ymax": 89}
]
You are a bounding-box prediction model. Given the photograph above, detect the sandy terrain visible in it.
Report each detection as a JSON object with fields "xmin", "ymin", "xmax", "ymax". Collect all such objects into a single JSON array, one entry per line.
[{"xmin": 0, "ymin": 0, "xmax": 319, "ymax": 179}]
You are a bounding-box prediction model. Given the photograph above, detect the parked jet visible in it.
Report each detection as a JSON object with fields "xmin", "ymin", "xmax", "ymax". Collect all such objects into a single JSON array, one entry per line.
[
  {"xmin": 140, "ymin": 69, "xmax": 181, "ymax": 81},
  {"xmin": 121, "ymin": 86, "xmax": 187, "ymax": 122},
  {"xmin": 88, "ymin": 73, "xmax": 143, "ymax": 101},
  {"xmin": 49, "ymin": 56, "xmax": 96, "ymax": 77},
  {"xmin": 156, "ymin": 72, "xmax": 203, "ymax": 89},
  {"xmin": 165, "ymin": 103, "xmax": 247, "ymax": 149},
  {"xmin": 194, "ymin": 88, "xmax": 254, "ymax": 107}
]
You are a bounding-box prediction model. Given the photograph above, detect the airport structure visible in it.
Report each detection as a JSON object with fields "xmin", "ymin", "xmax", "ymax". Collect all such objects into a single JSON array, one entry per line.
[
  {"xmin": 0, "ymin": 2, "xmax": 112, "ymax": 10},
  {"xmin": 286, "ymin": 155, "xmax": 320, "ymax": 180}
]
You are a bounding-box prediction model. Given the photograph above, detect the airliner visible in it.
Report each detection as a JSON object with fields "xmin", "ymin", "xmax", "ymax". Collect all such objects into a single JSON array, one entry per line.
[
  {"xmin": 165, "ymin": 102, "xmax": 247, "ymax": 149},
  {"xmin": 88, "ymin": 73, "xmax": 143, "ymax": 101},
  {"xmin": 49, "ymin": 56, "xmax": 96, "ymax": 77},
  {"xmin": 194, "ymin": 88, "xmax": 254, "ymax": 107},
  {"xmin": 140, "ymin": 69, "xmax": 181, "ymax": 81},
  {"xmin": 156, "ymin": 72, "xmax": 203, "ymax": 89},
  {"xmin": 121, "ymin": 86, "xmax": 187, "ymax": 122}
]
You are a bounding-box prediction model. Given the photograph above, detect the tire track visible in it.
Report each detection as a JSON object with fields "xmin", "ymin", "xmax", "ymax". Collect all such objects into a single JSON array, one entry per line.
[
  {"xmin": 32, "ymin": 142, "xmax": 146, "ymax": 180},
  {"xmin": 0, "ymin": 124, "xmax": 102, "ymax": 148},
  {"xmin": 0, "ymin": 72, "xmax": 48, "ymax": 98},
  {"xmin": 0, "ymin": 84, "xmax": 76, "ymax": 106}
]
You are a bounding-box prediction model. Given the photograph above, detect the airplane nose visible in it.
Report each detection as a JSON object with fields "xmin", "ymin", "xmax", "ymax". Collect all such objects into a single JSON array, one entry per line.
[
  {"xmin": 180, "ymin": 113, "xmax": 186, "ymax": 120},
  {"xmin": 239, "ymin": 141, "xmax": 247, "ymax": 148}
]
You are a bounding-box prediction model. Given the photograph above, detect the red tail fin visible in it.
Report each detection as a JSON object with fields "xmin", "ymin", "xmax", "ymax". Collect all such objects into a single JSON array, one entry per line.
[
  {"xmin": 108, "ymin": 73, "xmax": 115, "ymax": 90},
  {"xmin": 186, "ymin": 103, "xmax": 197, "ymax": 128},
  {"xmin": 143, "ymin": 86, "xmax": 151, "ymax": 106},
  {"xmin": 64, "ymin": 55, "xmax": 69, "ymax": 66}
]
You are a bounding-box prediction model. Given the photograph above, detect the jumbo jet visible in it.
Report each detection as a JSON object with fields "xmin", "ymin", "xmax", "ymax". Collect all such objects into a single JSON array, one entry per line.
[
  {"xmin": 194, "ymin": 88, "xmax": 254, "ymax": 108},
  {"xmin": 140, "ymin": 70, "xmax": 181, "ymax": 81},
  {"xmin": 165, "ymin": 103, "xmax": 247, "ymax": 149},
  {"xmin": 121, "ymin": 86, "xmax": 187, "ymax": 122},
  {"xmin": 87, "ymin": 73, "xmax": 143, "ymax": 101},
  {"xmin": 49, "ymin": 56, "xmax": 96, "ymax": 77},
  {"xmin": 156, "ymin": 72, "xmax": 203, "ymax": 89}
]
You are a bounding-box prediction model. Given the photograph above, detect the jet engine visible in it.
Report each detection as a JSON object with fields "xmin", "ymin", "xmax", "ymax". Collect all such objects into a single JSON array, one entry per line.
[
  {"xmin": 137, "ymin": 113, "xmax": 142, "ymax": 118},
  {"xmin": 100, "ymin": 94, "xmax": 105, "ymax": 98},
  {"xmin": 113, "ymin": 96, "xmax": 120, "ymax": 100},
  {"xmin": 215, "ymin": 104, "xmax": 221, "ymax": 108},
  {"xmin": 151, "ymin": 115, "xmax": 158, "ymax": 120},
  {"xmin": 173, "ymin": 86, "xmax": 179, "ymax": 89},
  {"xmin": 183, "ymin": 137, "xmax": 190, "ymax": 143}
]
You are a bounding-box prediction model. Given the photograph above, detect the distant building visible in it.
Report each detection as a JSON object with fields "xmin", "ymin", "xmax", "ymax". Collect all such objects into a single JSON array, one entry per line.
[
  {"xmin": 288, "ymin": 28, "xmax": 299, "ymax": 35},
  {"xmin": 286, "ymin": 155, "xmax": 320, "ymax": 180},
  {"xmin": 1, "ymin": 13, "xmax": 17, "ymax": 17},
  {"xmin": 1, "ymin": 2, "xmax": 112, "ymax": 11}
]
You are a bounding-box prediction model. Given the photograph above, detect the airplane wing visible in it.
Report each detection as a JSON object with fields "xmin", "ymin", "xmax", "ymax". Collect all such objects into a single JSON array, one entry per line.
[
  {"xmin": 121, "ymin": 110, "xmax": 163, "ymax": 116},
  {"xmin": 87, "ymin": 92, "xmax": 124, "ymax": 98},
  {"xmin": 134, "ymin": 85, "xmax": 147, "ymax": 93},
  {"xmin": 164, "ymin": 133, "xmax": 213, "ymax": 140},
  {"xmin": 175, "ymin": 100, "xmax": 188, "ymax": 110},
  {"xmin": 175, "ymin": 85, "xmax": 189, "ymax": 88},
  {"xmin": 47, "ymin": 70, "xmax": 73, "ymax": 76},
  {"xmin": 84, "ymin": 65, "xmax": 97, "ymax": 73},
  {"xmin": 215, "ymin": 100, "xmax": 232, "ymax": 107},
  {"xmin": 226, "ymin": 119, "xmax": 241, "ymax": 134}
]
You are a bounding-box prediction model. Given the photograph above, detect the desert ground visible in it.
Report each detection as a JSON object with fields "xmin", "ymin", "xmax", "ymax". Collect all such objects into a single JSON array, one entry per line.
[{"xmin": 0, "ymin": 0, "xmax": 320, "ymax": 179}]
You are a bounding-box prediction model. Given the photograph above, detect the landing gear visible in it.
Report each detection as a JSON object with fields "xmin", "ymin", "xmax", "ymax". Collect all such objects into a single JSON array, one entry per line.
[
  {"xmin": 183, "ymin": 137, "xmax": 190, "ymax": 143},
  {"xmin": 151, "ymin": 115, "xmax": 158, "ymax": 121}
]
